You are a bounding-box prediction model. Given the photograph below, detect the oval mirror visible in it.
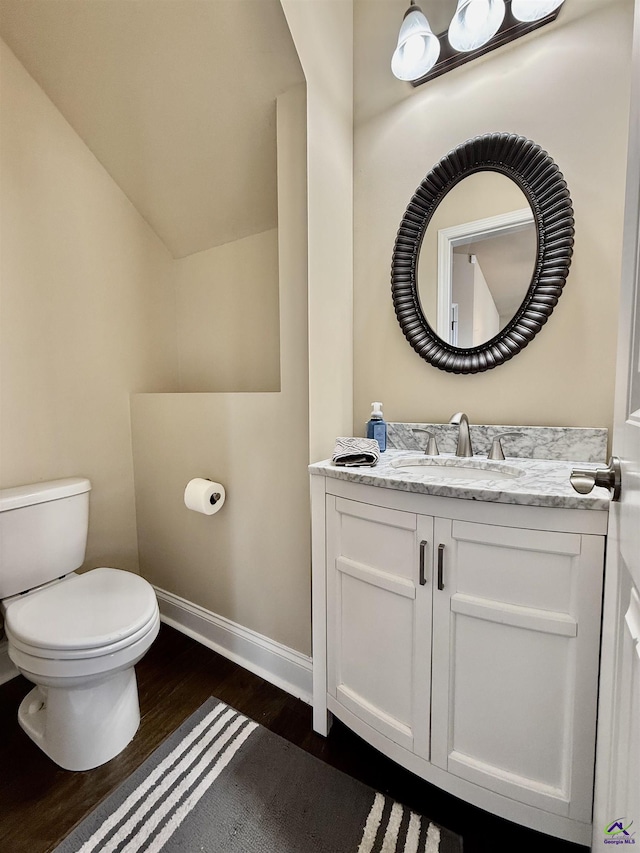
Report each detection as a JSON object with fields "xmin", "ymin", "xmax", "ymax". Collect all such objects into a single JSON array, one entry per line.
[
  {"xmin": 417, "ymin": 173, "xmax": 537, "ymax": 347},
  {"xmin": 392, "ymin": 133, "xmax": 574, "ymax": 373}
]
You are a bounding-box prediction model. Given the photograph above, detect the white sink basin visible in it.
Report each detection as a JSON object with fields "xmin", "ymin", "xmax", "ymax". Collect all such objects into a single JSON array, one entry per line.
[{"xmin": 390, "ymin": 457, "xmax": 523, "ymax": 481}]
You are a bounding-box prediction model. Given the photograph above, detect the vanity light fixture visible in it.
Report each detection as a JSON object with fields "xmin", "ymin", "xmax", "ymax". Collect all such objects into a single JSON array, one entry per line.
[
  {"xmin": 511, "ymin": 0, "xmax": 565, "ymax": 22},
  {"xmin": 395, "ymin": 0, "xmax": 564, "ymax": 87},
  {"xmin": 448, "ymin": 0, "xmax": 505, "ymax": 53},
  {"xmin": 391, "ymin": 1, "xmax": 441, "ymax": 81}
]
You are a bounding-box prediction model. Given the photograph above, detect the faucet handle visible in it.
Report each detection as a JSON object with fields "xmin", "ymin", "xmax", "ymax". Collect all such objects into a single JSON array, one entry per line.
[
  {"xmin": 426, "ymin": 433, "xmax": 440, "ymax": 456},
  {"xmin": 411, "ymin": 427, "xmax": 440, "ymax": 456},
  {"xmin": 488, "ymin": 432, "xmax": 522, "ymax": 461}
]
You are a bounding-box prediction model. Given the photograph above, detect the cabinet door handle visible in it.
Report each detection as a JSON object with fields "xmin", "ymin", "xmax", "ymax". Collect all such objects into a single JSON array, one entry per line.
[
  {"xmin": 419, "ymin": 540, "xmax": 429, "ymax": 585},
  {"xmin": 437, "ymin": 544, "xmax": 445, "ymax": 590}
]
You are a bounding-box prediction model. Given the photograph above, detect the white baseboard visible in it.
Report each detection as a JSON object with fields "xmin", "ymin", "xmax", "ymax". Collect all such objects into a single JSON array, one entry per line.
[
  {"xmin": 153, "ymin": 586, "xmax": 313, "ymax": 705},
  {"xmin": 0, "ymin": 639, "xmax": 18, "ymax": 685}
]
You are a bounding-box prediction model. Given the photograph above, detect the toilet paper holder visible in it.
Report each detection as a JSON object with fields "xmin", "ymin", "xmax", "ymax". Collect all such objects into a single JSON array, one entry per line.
[
  {"xmin": 204, "ymin": 478, "xmax": 221, "ymax": 504},
  {"xmin": 184, "ymin": 478, "xmax": 226, "ymax": 515}
]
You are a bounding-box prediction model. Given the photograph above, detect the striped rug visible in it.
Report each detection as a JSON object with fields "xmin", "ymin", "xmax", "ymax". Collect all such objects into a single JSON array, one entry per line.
[{"xmin": 53, "ymin": 698, "xmax": 462, "ymax": 853}]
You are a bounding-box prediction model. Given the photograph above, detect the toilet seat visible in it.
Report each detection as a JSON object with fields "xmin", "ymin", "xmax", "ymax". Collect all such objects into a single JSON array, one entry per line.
[
  {"xmin": 4, "ymin": 567, "xmax": 158, "ymax": 658},
  {"xmin": 7, "ymin": 610, "xmax": 159, "ymax": 661},
  {"xmin": 8, "ymin": 616, "xmax": 160, "ymax": 685}
]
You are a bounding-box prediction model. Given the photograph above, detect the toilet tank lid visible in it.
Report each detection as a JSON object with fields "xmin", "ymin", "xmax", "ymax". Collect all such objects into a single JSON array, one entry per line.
[{"xmin": 0, "ymin": 477, "xmax": 91, "ymax": 512}]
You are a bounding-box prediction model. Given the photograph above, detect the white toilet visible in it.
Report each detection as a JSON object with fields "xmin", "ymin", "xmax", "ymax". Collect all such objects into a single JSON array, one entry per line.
[{"xmin": 0, "ymin": 476, "xmax": 160, "ymax": 771}]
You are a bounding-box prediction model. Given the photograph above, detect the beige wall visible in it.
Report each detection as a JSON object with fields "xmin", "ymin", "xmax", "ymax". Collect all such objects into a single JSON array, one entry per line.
[
  {"xmin": 131, "ymin": 0, "xmax": 356, "ymax": 653},
  {"xmin": 3, "ymin": 29, "xmax": 311, "ymax": 655},
  {"xmin": 0, "ymin": 0, "xmax": 303, "ymax": 260},
  {"xmin": 353, "ymin": 1, "xmax": 632, "ymax": 436},
  {"xmin": 130, "ymin": 0, "xmax": 354, "ymax": 657},
  {"xmin": 281, "ymin": 0, "xmax": 354, "ymax": 462},
  {"xmin": 2, "ymin": 0, "xmax": 351, "ymax": 660},
  {"xmin": 130, "ymin": 85, "xmax": 311, "ymax": 654},
  {"xmin": 1, "ymin": 12, "xmax": 316, "ymax": 658},
  {"xmin": 174, "ymin": 229, "xmax": 280, "ymax": 392},
  {"xmin": 0, "ymin": 38, "xmax": 178, "ymax": 573}
]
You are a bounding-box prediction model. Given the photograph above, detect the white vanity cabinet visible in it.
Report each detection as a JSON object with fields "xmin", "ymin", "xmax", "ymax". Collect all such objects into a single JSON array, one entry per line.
[
  {"xmin": 429, "ymin": 517, "xmax": 603, "ymax": 823},
  {"xmin": 311, "ymin": 475, "xmax": 608, "ymax": 846},
  {"xmin": 326, "ymin": 497, "xmax": 434, "ymax": 758}
]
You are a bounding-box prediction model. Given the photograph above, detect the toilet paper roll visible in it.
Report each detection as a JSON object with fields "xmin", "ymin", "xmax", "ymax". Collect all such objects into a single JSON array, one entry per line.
[{"xmin": 184, "ymin": 478, "xmax": 226, "ymax": 515}]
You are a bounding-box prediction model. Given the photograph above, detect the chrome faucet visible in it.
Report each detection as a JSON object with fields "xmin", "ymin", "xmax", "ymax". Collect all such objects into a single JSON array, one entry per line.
[{"xmin": 450, "ymin": 412, "xmax": 473, "ymax": 457}]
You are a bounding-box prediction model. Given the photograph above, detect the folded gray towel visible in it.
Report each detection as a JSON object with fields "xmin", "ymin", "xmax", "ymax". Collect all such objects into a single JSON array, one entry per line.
[{"xmin": 332, "ymin": 436, "xmax": 380, "ymax": 467}]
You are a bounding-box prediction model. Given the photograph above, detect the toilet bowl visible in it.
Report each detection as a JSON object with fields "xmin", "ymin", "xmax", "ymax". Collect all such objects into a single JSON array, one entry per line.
[
  {"xmin": 3, "ymin": 568, "xmax": 160, "ymax": 771},
  {"xmin": 0, "ymin": 478, "xmax": 160, "ymax": 771}
]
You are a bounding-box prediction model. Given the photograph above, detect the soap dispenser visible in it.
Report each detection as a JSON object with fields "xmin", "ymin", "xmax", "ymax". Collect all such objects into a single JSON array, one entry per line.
[{"xmin": 366, "ymin": 402, "xmax": 387, "ymax": 452}]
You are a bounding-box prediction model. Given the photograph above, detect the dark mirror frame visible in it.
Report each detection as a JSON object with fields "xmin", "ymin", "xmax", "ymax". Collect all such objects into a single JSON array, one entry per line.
[{"xmin": 391, "ymin": 133, "xmax": 574, "ymax": 374}]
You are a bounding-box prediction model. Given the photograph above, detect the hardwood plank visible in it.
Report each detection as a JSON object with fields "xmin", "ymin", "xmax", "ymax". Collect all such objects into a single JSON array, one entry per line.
[{"xmin": 0, "ymin": 624, "xmax": 588, "ymax": 853}]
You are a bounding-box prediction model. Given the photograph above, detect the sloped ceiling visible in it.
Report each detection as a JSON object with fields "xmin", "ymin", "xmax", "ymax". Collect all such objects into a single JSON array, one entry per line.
[{"xmin": 0, "ymin": 0, "xmax": 304, "ymax": 258}]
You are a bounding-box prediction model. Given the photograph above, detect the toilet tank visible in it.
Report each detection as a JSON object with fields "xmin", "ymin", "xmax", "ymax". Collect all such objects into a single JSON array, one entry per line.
[{"xmin": 0, "ymin": 477, "xmax": 91, "ymax": 599}]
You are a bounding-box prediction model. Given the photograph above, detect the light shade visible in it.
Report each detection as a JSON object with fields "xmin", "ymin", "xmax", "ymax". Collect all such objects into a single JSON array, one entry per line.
[
  {"xmin": 391, "ymin": 5, "xmax": 441, "ymax": 81},
  {"xmin": 511, "ymin": 0, "xmax": 565, "ymax": 22},
  {"xmin": 448, "ymin": 0, "xmax": 505, "ymax": 53}
]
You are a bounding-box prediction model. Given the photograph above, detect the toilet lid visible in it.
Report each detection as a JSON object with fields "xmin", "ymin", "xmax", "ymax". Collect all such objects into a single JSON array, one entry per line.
[{"xmin": 5, "ymin": 568, "xmax": 158, "ymax": 652}]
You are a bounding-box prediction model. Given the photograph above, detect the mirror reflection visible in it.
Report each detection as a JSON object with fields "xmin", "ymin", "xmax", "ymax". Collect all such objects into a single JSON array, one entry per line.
[{"xmin": 417, "ymin": 172, "xmax": 538, "ymax": 348}]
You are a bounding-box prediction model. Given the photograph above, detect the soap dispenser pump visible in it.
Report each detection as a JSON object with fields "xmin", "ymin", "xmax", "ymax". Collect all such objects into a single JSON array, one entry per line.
[{"xmin": 366, "ymin": 402, "xmax": 387, "ymax": 452}]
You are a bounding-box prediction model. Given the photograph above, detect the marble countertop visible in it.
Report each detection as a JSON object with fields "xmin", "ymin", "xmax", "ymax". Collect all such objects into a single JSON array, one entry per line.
[{"xmin": 309, "ymin": 450, "xmax": 611, "ymax": 511}]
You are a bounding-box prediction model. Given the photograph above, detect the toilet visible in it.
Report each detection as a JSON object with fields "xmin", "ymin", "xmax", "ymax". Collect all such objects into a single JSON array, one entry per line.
[{"xmin": 0, "ymin": 477, "xmax": 160, "ymax": 771}]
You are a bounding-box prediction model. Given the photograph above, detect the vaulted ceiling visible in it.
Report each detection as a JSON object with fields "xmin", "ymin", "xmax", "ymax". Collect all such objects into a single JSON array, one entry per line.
[{"xmin": 0, "ymin": 0, "xmax": 304, "ymax": 258}]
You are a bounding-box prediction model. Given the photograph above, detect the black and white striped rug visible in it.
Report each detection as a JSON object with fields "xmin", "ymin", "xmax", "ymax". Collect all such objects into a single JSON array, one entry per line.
[{"xmin": 53, "ymin": 698, "xmax": 462, "ymax": 853}]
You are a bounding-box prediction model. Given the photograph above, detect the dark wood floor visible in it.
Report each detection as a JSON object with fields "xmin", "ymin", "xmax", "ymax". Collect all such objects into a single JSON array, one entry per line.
[{"xmin": 0, "ymin": 624, "xmax": 589, "ymax": 853}]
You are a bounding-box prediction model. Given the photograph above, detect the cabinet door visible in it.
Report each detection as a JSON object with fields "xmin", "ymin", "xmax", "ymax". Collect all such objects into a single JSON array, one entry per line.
[
  {"xmin": 431, "ymin": 518, "xmax": 604, "ymax": 821},
  {"xmin": 326, "ymin": 496, "xmax": 433, "ymax": 755}
]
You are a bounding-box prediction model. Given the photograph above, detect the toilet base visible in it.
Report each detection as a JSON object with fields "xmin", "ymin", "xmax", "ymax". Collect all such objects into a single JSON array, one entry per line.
[{"xmin": 18, "ymin": 666, "xmax": 141, "ymax": 771}]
